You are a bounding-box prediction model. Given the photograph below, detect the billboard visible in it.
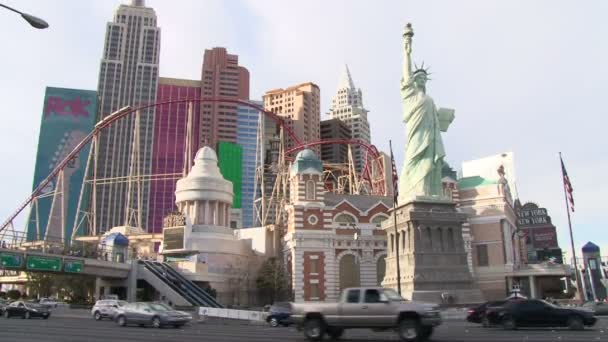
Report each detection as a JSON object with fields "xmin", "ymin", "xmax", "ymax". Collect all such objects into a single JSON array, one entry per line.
[
  {"xmin": 26, "ymin": 87, "xmax": 97, "ymax": 244},
  {"xmin": 217, "ymin": 141, "xmax": 243, "ymax": 209}
]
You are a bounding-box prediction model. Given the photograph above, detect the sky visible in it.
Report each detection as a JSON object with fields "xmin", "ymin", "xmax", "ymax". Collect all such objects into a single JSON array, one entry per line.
[{"xmin": 0, "ymin": 0, "xmax": 606, "ymax": 260}]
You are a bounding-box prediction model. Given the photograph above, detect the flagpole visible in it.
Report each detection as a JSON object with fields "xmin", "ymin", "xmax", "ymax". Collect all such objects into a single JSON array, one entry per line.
[
  {"xmin": 389, "ymin": 140, "xmax": 402, "ymax": 295},
  {"xmin": 560, "ymin": 152, "xmax": 583, "ymax": 302}
]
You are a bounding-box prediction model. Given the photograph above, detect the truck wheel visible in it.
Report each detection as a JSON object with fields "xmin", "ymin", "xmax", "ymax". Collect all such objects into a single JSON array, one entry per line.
[
  {"xmin": 397, "ymin": 318, "xmax": 420, "ymax": 342},
  {"xmin": 303, "ymin": 318, "xmax": 326, "ymax": 341},
  {"xmin": 328, "ymin": 327, "xmax": 344, "ymax": 340}
]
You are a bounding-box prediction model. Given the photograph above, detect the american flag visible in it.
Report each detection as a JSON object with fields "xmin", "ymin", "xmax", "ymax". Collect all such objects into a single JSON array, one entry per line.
[
  {"xmin": 560, "ymin": 155, "xmax": 575, "ymax": 212},
  {"xmin": 389, "ymin": 141, "xmax": 399, "ymax": 205}
]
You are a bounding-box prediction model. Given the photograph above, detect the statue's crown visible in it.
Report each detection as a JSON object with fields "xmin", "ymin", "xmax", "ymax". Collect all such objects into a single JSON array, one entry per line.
[{"xmin": 413, "ymin": 62, "xmax": 430, "ymax": 78}]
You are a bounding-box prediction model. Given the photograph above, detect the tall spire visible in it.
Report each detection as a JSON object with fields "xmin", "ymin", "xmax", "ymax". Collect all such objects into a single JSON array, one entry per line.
[{"xmin": 337, "ymin": 64, "xmax": 356, "ymax": 90}]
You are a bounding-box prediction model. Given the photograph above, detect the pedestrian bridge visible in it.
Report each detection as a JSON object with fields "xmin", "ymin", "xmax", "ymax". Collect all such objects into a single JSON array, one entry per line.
[
  {"xmin": 0, "ymin": 248, "xmax": 223, "ymax": 308},
  {"xmin": 0, "ymin": 247, "xmax": 131, "ymax": 280}
]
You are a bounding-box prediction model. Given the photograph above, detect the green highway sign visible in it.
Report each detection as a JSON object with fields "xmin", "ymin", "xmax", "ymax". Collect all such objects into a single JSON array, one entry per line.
[
  {"xmin": 26, "ymin": 255, "xmax": 62, "ymax": 272},
  {"xmin": 0, "ymin": 252, "xmax": 24, "ymax": 269},
  {"xmin": 64, "ymin": 260, "xmax": 83, "ymax": 273}
]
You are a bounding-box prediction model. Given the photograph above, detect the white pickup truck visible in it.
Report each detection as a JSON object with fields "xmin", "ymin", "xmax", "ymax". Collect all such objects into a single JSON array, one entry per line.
[{"xmin": 290, "ymin": 287, "xmax": 441, "ymax": 341}]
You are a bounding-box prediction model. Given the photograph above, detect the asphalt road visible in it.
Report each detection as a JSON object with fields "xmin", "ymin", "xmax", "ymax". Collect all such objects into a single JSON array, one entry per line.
[{"xmin": 1, "ymin": 314, "xmax": 608, "ymax": 342}]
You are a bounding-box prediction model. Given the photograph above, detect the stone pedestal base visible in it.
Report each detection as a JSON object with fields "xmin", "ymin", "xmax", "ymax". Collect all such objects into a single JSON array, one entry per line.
[{"xmin": 382, "ymin": 197, "xmax": 483, "ymax": 304}]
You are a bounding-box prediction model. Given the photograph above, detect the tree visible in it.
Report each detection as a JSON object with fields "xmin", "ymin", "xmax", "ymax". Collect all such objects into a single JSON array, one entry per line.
[
  {"xmin": 256, "ymin": 257, "xmax": 289, "ymax": 304},
  {"xmin": 6, "ymin": 289, "xmax": 21, "ymax": 300},
  {"xmin": 27, "ymin": 272, "xmax": 54, "ymax": 298}
]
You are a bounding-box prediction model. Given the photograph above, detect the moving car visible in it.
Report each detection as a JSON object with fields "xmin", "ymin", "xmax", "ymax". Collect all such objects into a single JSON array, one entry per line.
[
  {"xmin": 3, "ymin": 301, "xmax": 50, "ymax": 319},
  {"xmin": 466, "ymin": 300, "xmax": 507, "ymax": 326},
  {"xmin": 489, "ymin": 299, "xmax": 596, "ymax": 330},
  {"xmin": 91, "ymin": 299, "xmax": 127, "ymax": 320},
  {"xmin": 290, "ymin": 287, "xmax": 441, "ymax": 341},
  {"xmin": 266, "ymin": 302, "xmax": 292, "ymax": 327},
  {"xmin": 39, "ymin": 298, "xmax": 59, "ymax": 308},
  {"xmin": 114, "ymin": 302, "xmax": 192, "ymax": 328},
  {"xmin": 582, "ymin": 301, "xmax": 608, "ymax": 316}
]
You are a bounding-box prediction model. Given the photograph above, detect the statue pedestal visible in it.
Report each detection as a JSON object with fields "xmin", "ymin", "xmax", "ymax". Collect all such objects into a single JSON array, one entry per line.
[{"xmin": 382, "ymin": 197, "xmax": 483, "ymax": 304}]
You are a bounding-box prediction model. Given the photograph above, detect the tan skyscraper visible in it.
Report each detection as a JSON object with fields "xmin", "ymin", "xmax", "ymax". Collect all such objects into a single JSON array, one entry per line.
[
  {"xmin": 327, "ymin": 65, "xmax": 371, "ymax": 172},
  {"xmin": 200, "ymin": 47, "xmax": 250, "ymax": 148},
  {"xmin": 263, "ymin": 83, "xmax": 321, "ymax": 154}
]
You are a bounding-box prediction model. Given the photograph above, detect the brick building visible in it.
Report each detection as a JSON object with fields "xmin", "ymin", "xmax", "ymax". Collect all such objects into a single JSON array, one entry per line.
[{"xmin": 283, "ymin": 149, "xmax": 391, "ymax": 302}]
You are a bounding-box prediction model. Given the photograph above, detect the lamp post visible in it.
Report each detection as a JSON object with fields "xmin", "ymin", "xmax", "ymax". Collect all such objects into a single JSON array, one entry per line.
[{"xmin": 0, "ymin": 3, "xmax": 49, "ymax": 29}]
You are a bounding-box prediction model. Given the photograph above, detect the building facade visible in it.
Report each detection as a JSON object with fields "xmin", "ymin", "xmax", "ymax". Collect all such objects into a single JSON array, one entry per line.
[
  {"xmin": 515, "ymin": 202, "xmax": 562, "ymax": 264},
  {"xmin": 95, "ymin": 0, "xmax": 161, "ymax": 232},
  {"xmin": 263, "ymin": 83, "xmax": 321, "ymax": 154},
  {"xmin": 199, "ymin": 47, "xmax": 250, "ymax": 148},
  {"xmin": 283, "ymin": 149, "xmax": 390, "ymax": 302},
  {"xmin": 320, "ymin": 119, "xmax": 351, "ymax": 164},
  {"xmin": 327, "ymin": 65, "xmax": 371, "ymax": 171},
  {"xmin": 217, "ymin": 142, "xmax": 243, "ymax": 229},
  {"xmin": 237, "ymin": 101, "xmax": 263, "ymax": 228},
  {"xmin": 148, "ymin": 77, "xmax": 201, "ymax": 233},
  {"xmin": 459, "ymin": 162, "xmax": 568, "ymax": 300}
]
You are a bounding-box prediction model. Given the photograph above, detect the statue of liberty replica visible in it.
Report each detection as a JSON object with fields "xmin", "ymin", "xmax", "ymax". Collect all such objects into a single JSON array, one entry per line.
[
  {"xmin": 399, "ymin": 23, "xmax": 453, "ymax": 201},
  {"xmin": 382, "ymin": 23, "xmax": 483, "ymax": 304}
]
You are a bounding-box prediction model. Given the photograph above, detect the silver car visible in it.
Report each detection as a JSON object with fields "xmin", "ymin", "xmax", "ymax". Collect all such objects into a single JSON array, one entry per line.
[
  {"xmin": 114, "ymin": 302, "xmax": 192, "ymax": 328},
  {"xmin": 91, "ymin": 300, "xmax": 127, "ymax": 320},
  {"xmin": 582, "ymin": 301, "xmax": 608, "ymax": 316}
]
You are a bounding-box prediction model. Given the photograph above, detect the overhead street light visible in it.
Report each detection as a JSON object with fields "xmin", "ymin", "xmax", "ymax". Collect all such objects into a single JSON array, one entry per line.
[{"xmin": 0, "ymin": 3, "xmax": 49, "ymax": 29}]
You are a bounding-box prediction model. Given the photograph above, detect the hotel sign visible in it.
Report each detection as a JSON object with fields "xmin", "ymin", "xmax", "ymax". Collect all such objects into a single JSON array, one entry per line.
[{"xmin": 517, "ymin": 208, "xmax": 549, "ymax": 226}]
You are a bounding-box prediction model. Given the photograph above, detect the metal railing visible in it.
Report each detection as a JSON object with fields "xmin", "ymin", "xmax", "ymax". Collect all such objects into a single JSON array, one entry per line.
[{"xmin": 0, "ymin": 230, "xmax": 114, "ymax": 261}]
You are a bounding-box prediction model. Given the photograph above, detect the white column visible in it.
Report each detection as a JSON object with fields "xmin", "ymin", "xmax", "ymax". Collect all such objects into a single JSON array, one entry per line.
[
  {"xmin": 215, "ymin": 201, "xmax": 219, "ymax": 225},
  {"xmin": 193, "ymin": 201, "xmax": 200, "ymax": 224},
  {"xmin": 203, "ymin": 201, "xmax": 209, "ymax": 225},
  {"xmin": 225, "ymin": 205, "xmax": 230, "ymax": 228},
  {"xmin": 217, "ymin": 201, "xmax": 224, "ymax": 226},
  {"xmin": 529, "ymin": 275, "xmax": 537, "ymax": 298}
]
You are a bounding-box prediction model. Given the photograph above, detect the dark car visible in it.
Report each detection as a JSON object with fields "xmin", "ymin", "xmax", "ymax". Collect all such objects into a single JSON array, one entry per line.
[
  {"xmin": 266, "ymin": 302, "xmax": 292, "ymax": 327},
  {"xmin": 467, "ymin": 300, "xmax": 508, "ymax": 325},
  {"xmin": 489, "ymin": 299, "xmax": 596, "ymax": 330},
  {"xmin": 114, "ymin": 302, "xmax": 192, "ymax": 328},
  {"xmin": 3, "ymin": 301, "xmax": 50, "ymax": 319}
]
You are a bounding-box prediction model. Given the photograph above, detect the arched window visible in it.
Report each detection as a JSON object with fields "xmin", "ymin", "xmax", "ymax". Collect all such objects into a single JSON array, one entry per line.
[
  {"xmin": 335, "ymin": 213, "xmax": 356, "ymax": 226},
  {"xmin": 305, "ymin": 180, "xmax": 316, "ymax": 200},
  {"xmin": 371, "ymin": 214, "xmax": 389, "ymax": 227}
]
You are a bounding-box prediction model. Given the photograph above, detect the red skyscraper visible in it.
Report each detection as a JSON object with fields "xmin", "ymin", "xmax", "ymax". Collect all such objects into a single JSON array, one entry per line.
[{"xmin": 200, "ymin": 47, "xmax": 250, "ymax": 148}]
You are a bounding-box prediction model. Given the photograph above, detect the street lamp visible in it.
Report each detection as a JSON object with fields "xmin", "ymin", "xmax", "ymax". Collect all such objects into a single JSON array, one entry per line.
[{"xmin": 0, "ymin": 3, "xmax": 49, "ymax": 29}]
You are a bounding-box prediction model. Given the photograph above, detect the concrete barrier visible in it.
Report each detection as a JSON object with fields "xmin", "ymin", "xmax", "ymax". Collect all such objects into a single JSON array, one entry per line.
[{"xmin": 198, "ymin": 306, "xmax": 266, "ymax": 322}]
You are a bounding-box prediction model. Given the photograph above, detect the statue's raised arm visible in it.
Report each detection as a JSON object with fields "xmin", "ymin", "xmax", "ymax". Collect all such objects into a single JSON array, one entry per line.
[{"xmin": 402, "ymin": 23, "xmax": 414, "ymax": 85}]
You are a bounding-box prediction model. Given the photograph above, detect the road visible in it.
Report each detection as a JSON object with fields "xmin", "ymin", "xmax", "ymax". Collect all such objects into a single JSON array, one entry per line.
[{"xmin": 1, "ymin": 314, "xmax": 608, "ymax": 341}]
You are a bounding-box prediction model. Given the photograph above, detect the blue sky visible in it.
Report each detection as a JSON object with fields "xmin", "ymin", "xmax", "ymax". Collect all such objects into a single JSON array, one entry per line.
[{"xmin": 0, "ymin": 0, "xmax": 606, "ymax": 260}]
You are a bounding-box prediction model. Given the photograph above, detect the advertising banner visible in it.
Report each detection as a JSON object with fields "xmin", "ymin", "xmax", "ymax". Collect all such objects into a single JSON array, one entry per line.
[{"xmin": 26, "ymin": 87, "xmax": 97, "ymax": 244}]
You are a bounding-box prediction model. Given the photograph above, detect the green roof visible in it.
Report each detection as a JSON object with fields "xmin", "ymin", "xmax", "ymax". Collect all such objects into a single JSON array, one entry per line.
[
  {"xmin": 291, "ymin": 149, "xmax": 323, "ymax": 174},
  {"xmin": 457, "ymin": 176, "xmax": 498, "ymax": 189}
]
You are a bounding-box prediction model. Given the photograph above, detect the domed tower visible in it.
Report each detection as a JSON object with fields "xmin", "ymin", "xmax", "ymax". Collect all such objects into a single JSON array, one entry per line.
[{"xmin": 175, "ymin": 146, "xmax": 233, "ymax": 228}]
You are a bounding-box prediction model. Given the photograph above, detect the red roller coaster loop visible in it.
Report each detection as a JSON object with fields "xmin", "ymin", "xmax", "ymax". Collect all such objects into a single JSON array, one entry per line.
[{"xmin": 0, "ymin": 97, "xmax": 384, "ymax": 233}]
